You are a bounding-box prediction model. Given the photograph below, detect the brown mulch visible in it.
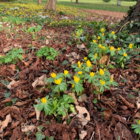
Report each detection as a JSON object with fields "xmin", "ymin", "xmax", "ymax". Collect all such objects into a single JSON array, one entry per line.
[{"xmin": 83, "ymin": 9, "xmax": 127, "ymax": 19}]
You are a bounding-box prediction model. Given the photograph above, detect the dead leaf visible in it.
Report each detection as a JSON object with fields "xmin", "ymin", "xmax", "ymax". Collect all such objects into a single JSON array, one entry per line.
[
  {"xmin": 76, "ymin": 106, "xmax": 90, "ymax": 121},
  {"xmin": 21, "ymin": 124, "xmax": 35, "ymax": 132},
  {"xmin": 0, "ymin": 114, "xmax": 12, "ymax": 134},
  {"xmin": 77, "ymin": 44, "xmax": 86, "ymax": 49},
  {"xmin": 32, "ymin": 74, "xmax": 47, "ymax": 88},
  {"xmin": 79, "ymin": 130, "xmax": 87, "ymax": 140},
  {"xmin": 69, "ymin": 93, "xmax": 78, "ymax": 105},
  {"xmin": 7, "ymin": 80, "xmax": 18, "ymax": 89},
  {"xmin": 78, "ymin": 94, "xmax": 88, "ymax": 103},
  {"xmin": 46, "ymin": 39, "xmax": 49, "ymax": 45},
  {"xmin": 99, "ymin": 55, "xmax": 109, "ymax": 65},
  {"xmin": 136, "ymin": 93, "xmax": 140, "ymax": 109},
  {"xmin": 34, "ymin": 107, "xmax": 41, "ymax": 120},
  {"xmin": 3, "ymin": 46, "xmax": 12, "ymax": 53},
  {"xmin": 103, "ymin": 109, "xmax": 112, "ymax": 120}
]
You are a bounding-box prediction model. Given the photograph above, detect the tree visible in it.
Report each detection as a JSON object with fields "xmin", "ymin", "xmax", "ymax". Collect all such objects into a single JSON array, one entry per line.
[
  {"xmin": 38, "ymin": 0, "xmax": 41, "ymax": 5},
  {"xmin": 44, "ymin": 0, "xmax": 57, "ymax": 11},
  {"xmin": 118, "ymin": 0, "xmax": 140, "ymax": 33},
  {"xmin": 76, "ymin": 0, "xmax": 78, "ymax": 4}
]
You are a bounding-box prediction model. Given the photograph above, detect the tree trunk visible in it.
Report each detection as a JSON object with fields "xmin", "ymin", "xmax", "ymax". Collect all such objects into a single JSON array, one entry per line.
[
  {"xmin": 38, "ymin": 0, "xmax": 41, "ymax": 5},
  {"xmin": 118, "ymin": 0, "xmax": 140, "ymax": 34},
  {"xmin": 76, "ymin": 0, "xmax": 78, "ymax": 4},
  {"xmin": 44, "ymin": 0, "xmax": 57, "ymax": 11}
]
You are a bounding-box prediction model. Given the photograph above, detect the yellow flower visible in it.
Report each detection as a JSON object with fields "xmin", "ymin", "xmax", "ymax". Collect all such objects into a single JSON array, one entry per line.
[
  {"xmin": 79, "ymin": 25, "xmax": 81, "ymax": 27},
  {"xmin": 93, "ymin": 40, "xmax": 96, "ymax": 43},
  {"xmin": 72, "ymin": 84, "xmax": 75, "ymax": 88},
  {"xmin": 78, "ymin": 61, "xmax": 82, "ymax": 68},
  {"xmin": 117, "ymin": 47, "xmax": 121, "ymax": 51},
  {"xmin": 86, "ymin": 60, "xmax": 91, "ymax": 67},
  {"xmin": 41, "ymin": 97, "xmax": 47, "ymax": 104},
  {"xmin": 54, "ymin": 78, "xmax": 62, "ymax": 85},
  {"xmin": 64, "ymin": 70, "xmax": 69, "ymax": 76},
  {"xmin": 97, "ymin": 36, "xmax": 101, "ymax": 40},
  {"xmin": 139, "ymin": 120, "xmax": 140, "ymax": 125},
  {"xmin": 74, "ymin": 76, "xmax": 80, "ymax": 83},
  {"xmin": 76, "ymin": 33, "xmax": 78, "ymax": 36},
  {"xmin": 110, "ymin": 78, "xmax": 113, "ymax": 82},
  {"xmin": 100, "ymin": 80, "xmax": 105, "ymax": 85},
  {"xmin": 111, "ymin": 31, "xmax": 115, "ymax": 34},
  {"xmin": 51, "ymin": 72, "xmax": 56, "ymax": 78},
  {"xmin": 78, "ymin": 71, "xmax": 82, "ymax": 75},
  {"xmin": 110, "ymin": 46, "xmax": 115, "ymax": 51},
  {"xmin": 105, "ymin": 19, "xmax": 108, "ymax": 22},
  {"xmin": 90, "ymin": 72, "xmax": 95, "ymax": 77},
  {"xmin": 98, "ymin": 44, "xmax": 102, "ymax": 48},
  {"xmin": 0, "ymin": 54, "xmax": 2, "ymax": 57},
  {"xmin": 84, "ymin": 57, "xmax": 87, "ymax": 60},
  {"xmin": 123, "ymin": 53, "xmax": 127, "ymax": 57},
  {"xmin": 102, "ymin": 33, "xmax": 104, "ymax": 36},
  {"xmin": 101, "ymin": 28, "xmax": 104, "ymax": 33},
  {"xmin": 99, "ymin": 69, "xmax": 104, "ymax": 76},
  {"xmin": 95, "ymin": 53, "xmax": 97, "ymax": 58},
  {"xmin": 129, "ymin": 44, "xmax": 133, "ymax": 49}
]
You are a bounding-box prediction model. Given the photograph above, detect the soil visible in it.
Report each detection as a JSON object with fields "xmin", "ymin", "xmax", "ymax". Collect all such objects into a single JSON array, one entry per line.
[{"xmin": 82, "ymin": 9, "xmax": 127, "ymax": 19}]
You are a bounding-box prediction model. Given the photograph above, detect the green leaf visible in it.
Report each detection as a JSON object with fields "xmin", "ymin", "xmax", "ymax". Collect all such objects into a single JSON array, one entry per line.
[
  {"xmin": 93, "ymin": 98, "xmax": 98, "ymax": 104},
  {"xmin": 36, "ymin": 132, "xmax": 45, "ymax": 140},
  {"xmin": 4, "ymin": 92, "xmax": 11, "ymax": 99}
]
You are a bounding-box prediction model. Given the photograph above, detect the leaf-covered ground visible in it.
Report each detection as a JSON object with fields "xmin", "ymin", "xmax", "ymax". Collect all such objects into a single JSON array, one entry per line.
[{"xmin": 0, "ymin": 2, "xmax": 140, "ymax": 140}]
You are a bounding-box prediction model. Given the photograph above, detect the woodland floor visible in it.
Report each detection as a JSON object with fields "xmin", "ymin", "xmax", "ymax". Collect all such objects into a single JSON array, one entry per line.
[{"xmin": 0, "ymin": 3, "xmax": 140, "ymax": 140}]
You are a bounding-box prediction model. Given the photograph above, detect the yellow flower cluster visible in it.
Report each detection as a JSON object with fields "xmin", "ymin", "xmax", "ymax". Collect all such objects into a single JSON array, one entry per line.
[
  {"xmin": 54, "ymin": 78, "xmax": 62, "ymax": 85},
  {"xmin": 99, "ymin": 69, "xmax": 104, "ymax": 76},
  {"xmin": 86, "ymin": 60, "xmax": 91, "ymax": 67},
  {"xmin": 41, "ymin": 97, "xmax": 47, "ymax": 104},
  {"xmin": 74, "ymin": 76, "xmax": 80, "ymax": 83},
  {"xmin": 100, "ymin": 80, "xmax": 105, "ymax": 85}
]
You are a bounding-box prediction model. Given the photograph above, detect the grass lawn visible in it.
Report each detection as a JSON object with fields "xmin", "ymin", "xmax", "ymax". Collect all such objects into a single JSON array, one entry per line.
[{"xmin": 31, "ymin": 0, "xmax": 136, "ymax": 12}]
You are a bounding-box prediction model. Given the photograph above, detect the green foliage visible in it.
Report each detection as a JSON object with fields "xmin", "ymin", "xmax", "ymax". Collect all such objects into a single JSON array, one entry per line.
[
  {"xmin": 0, "ymin": 48, "xmax": 24, "ymax": 64},
  {"xmin": 132, "ymin": 120, "xmax": 140, "ymax": 135},
  {"xmin": 36, "ymin": 46, "xmax": 59, "ymax": 61},
  {"xmin": 34, "ymin": 95, "xmax": 75, "ymax": 117},
  {"xmin": 36, "ymin": 132, "xmax": 45, "ymax": 140}
]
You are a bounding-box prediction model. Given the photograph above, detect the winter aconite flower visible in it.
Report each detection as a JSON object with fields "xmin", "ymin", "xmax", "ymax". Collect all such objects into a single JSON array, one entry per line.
[
  {"xmin": 86, "ymin": 60, "xmax": 91, "ymax": 67},
  {"xmin": 51, "ymin": 72, "xmax": 56, "ymax": 78},
  {"xmin": 90, "ymin": 72, "xmax": 95, "ymax": 77},
  {"xmin": 97, "ymin": 36, "xmax": 101, "ymax": 40},
  {"xmin": 117, "ymin": 47, "xmax": 121, "ymax": 51},
  {"xmin": 100, "ymin": 80, "xmax": 105, "ymax": 85},
  {"xmin": 123, "ymin": 53, "xmax": 127, "ymax": 57},
  {"xmin": 99, "ymin": 44, "xmax": 102, "ymax": 48},
  {"xmin": 101, "ymin": 28, "xmax": 104, "ymax": 33},
  {"xmin": 78, "ymin": 71, "xmax": 82, "ymax": 75},
  {"xmin": 74, "ymin": 76, "xmax": 80, "ymax": 83},
  {"xmin": 64, "ymin": 70, "xmax": 69, "ymax": 76},
  {"xmin": 110, "ymin": 46, "xmax": 115, "ymax": 51},
  {"xmin": 93, "ymin": 40, "xmax": 96, "ymax": 43},
  {"xmin": 84, "ymin": 57, "xmax": 87, "ymax": 60},
  {"xmin": 72, "ymin": 84, "xmax": 75, "ymax": 88},
  {"xmin": 139, "ymin": 120, "xmax": 140, "ymax": 125},
  {"xmin": 99, "ymin": 69, "xmax": 104, "ymax": 76},
  {"xmin": 54, "ymin": 78, "xmax": 62, "ymax": 85},
  {"xmin": 110, "ymin": 78, "xmax": 113, "ymax": 82},
  {"xmin": 95, "ymin": 53, "xmax": 97, "ymax": 58},
  {"xmin": 41, "ymin": 97, "xmax": 47, "ymax": 104},
  {"xmin": 78, "ymin": 61, "xmax": 82, "ymax": 68},
  {"xmin": 111, "ymin": 31, "xmax": 115, "ymax": 34},
  {"xmin": 129, "ymin": 44, "xmax": 133, "ymax": 49}
]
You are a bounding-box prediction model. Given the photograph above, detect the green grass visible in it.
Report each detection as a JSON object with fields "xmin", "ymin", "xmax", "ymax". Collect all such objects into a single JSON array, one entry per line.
[{"xmin": 22, "ymin": 0, "xmax": 137, "ymax": 13}]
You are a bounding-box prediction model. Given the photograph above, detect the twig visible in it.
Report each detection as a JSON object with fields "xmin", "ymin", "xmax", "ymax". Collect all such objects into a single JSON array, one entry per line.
[
  {"xmin": 119, "ymin": 21, "xmax": 130, "ymax": 32},
  {"xmin": 90, "ymin": 131, "xmax": 95, "ymax": 140}
]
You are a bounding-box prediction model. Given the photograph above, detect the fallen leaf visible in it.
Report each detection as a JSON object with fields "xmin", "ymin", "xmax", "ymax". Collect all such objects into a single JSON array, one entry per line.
[
  {"xmin": 46, "ymin": 39, "xmax": 49, "ymax": 45},
  {"xmin": 99, "ymin": 55, "xmax": 109, "ymax": 65},
  {"xmin": 34, "ymin": 107, "xmax": 41, "ymax": 120},
  {"xmin": 103, "ymin": 109, "xmax": 112, "ymax": 120},
  {"xmin": 0, "ymin": 114, "xmax": 12, "ymax": 134},
  {"xmin": 78, "ymin": 94, "xmax": 88, "ymax": 103},
  {"xmin": 32, "ymin": 74, "xmax": 47, "ymax": 88},
  {"xmin": 76, "ymin": 106, "xmax": 90, "ymax": 121},
  {"xmin": 21, "ymin": 124, "xmax": 35, "ymax": 132},
  {"xmin": 3, "ymin": 46, "xmax": 12, "ymax": 53},
  {"xmin": 77, "ymin": 44, "xmax": 86, "ymax": 49},
  {"xmin": 69, "ymin": 93, "xmax": 78, "ymax": 105},
  {"xmin": 79, "ymin": 130, "xmax": 87, "ymax": 140},
  {"xmin": 7, "ymin": 80, "xmax": 18, "ymax": 89}
]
